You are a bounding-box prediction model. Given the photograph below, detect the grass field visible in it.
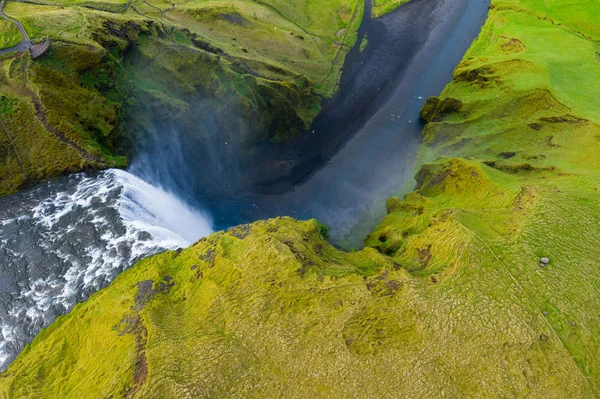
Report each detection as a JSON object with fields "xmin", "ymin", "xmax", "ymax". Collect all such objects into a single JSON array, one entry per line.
[
  {"xmin": 0, "ymin": 20, "xmax": 22, "ymax": 48},
  {"xmin": 2, "ymin": 0, "xmax": 600, "ymax": 397},
  {"xmin": 0, "ymin": 44, "xmax": 128, "ymax": 195},
  {"xmin": 3, "ymin": 0, "xmax": 364, "ymax": 95}
]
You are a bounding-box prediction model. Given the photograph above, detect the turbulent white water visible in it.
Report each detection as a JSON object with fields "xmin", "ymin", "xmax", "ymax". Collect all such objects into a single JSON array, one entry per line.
[
  {"xmin": 0, "ymin": 169, "xmax": 212, "ymax": 369},
  {"xmin": 116, "ymin": 169, "xmax": 212, "ymax": 245}
]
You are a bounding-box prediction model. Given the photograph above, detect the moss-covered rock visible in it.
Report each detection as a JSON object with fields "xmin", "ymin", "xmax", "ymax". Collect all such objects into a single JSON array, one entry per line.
[
  {"xmin": 0, "ymin": 0, "xmax": 365, "ymax": 196},
  {"xmin": 419, "ymin": 96, "xmax": 463, "ymax": 123},
  {"xmin": 4, "ymin": 0, "xmax": 600, "ymax": 397},
  {"xmin": 372, "ymin": 0, "xmax": 411, "ymax": 18}
]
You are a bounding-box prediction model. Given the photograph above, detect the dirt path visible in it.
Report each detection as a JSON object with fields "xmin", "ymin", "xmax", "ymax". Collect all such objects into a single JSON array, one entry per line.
[
  {"xmin": 0, "ymin": 0, "xmax": 31, "ymax": 44},
  {"xmin": 29, "ymin": 91, "xmax": 101, "ymax": 163}
]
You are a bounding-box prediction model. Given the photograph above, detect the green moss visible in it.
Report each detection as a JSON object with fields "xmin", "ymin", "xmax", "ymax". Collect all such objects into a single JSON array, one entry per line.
[
  {"xmin": 314, "ymin": 219, "xmax": 330, "ymax": 239},
  {"xmin": 372, "ymin": 0, "xmax": 411, "ymax": 18},
  {"xmin": 0, "ymin": 0, "xmax": 367, "ymax": 194},
  {"xmin": 0, "ymin": 218, "xmax": 400, "ymax": 398},
  {"xmin": 359, "ymin": 33, "xmax": 368, "ymax": 52},
  {"xmin": 0, "ymin": 95, "xmax": 17, "ymax": 115},
  {"xmin": 368, "ymin": 0, "xmax": 600, "ymax": 392},
  {"xmin": 0, "ymin": 19, "xmax": 22, "ymax": 49},
  {"xmin": 6, "ymin": 0, "xmax": 600, "ymax": 397}
]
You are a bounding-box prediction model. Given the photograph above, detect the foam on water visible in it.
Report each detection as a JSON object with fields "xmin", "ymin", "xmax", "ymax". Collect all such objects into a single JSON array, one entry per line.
[
  {"xmin": 0, "ymin": 169, "xmax": 212, "ymax": 369},
  {"xmin": 115, "ymin": 169, "xmax": 212, "ymax": 245}
]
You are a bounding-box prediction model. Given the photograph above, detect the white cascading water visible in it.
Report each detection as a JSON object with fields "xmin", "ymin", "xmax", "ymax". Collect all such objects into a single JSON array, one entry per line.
[
  {"xmin": 116, "ymin": 169, "xmax": 212, "ymax": 245},
  {"xmin": 0, "ymin": 169, "xmax": 212, "ymax": 369}
]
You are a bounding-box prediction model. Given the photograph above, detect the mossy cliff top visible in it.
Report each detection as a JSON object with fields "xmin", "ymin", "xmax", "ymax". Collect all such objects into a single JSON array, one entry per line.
[
  {"xmin": 0, "ymin": 0, "xmax": 364, "ymax": 196},
  {"xmin": 3, "ymin": 0, "xmax": 600, "ymax": 397},
  {"xmin": 4, "ymin": 0, "xmax": 363, "ymax": 97}
]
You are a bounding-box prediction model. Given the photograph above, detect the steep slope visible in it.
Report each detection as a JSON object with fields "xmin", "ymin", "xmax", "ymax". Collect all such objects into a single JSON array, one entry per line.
[
  {"xmin": 2, "ymin": 0, "xmax": 600, "ymax": 397},
  {"xmin": 367, "ymin": 0, "xmax": 600, "ymax": 393},
  {"xmin": 0, "ymin": 19, "xmax": 20, "ymax": 48},
  {"xmin": 0, "ymin": 0, "xmax": 364, "ymax": 196}
]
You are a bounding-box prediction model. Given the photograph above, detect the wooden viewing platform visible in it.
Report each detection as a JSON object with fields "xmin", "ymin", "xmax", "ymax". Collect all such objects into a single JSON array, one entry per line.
[
  {"xmin": 29, "ymin": 39, "xmax": 50, "ymax": 59},
  {"xmin": 0, "ymin": 0, "xmax": 51, "ymax": 59}
]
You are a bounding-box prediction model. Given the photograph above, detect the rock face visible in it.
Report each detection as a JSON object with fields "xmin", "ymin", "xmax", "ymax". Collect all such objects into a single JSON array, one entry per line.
[
  {"xmin": 0, "ymin": 0, "xmax": 364, "ymax": 196},
  {"xmin": 419, "ymin": 96, "xmax": 463, "ymax": 122},
  {"xmin": 3, "ymin": 0, "xmax": 600, "ymax": 397}
]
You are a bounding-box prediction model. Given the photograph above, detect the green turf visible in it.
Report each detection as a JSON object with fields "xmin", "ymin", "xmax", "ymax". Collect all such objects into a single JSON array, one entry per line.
[
  {"xmin": 359, "ymin": 33, "xmax": 368, "ymax": 51},
  {"xmin": 369, "ymin": 0, "xmax": 600, "ymax": 392},
  {"xmin": 0, "ymin": 44, "xmax": 129, "ymax": 195},
  {"xmin": 0, "ymin": 0, "xmax": 365, "ymax": 195},
  {"xmin": 2, "ymin": 0, "xmax": 600, "ymax": 397},
  {"xmin": 3, "ymin": 0, "xmax": 364, "ymax": 95},
  {"xmin": 0, "ymin": 19, "xmax": 22, "ymax": 48},
  {"xmin": 2, "ymin": 0, "xmax": 600, "ymax": 396}
]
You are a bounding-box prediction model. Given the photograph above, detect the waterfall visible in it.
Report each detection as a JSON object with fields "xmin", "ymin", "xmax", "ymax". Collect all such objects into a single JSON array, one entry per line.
[
  {"xmin": 116, "ymin": 169, "xmax": 212, "ymax": 245},
  {"xmin": 0, "ymin": 169, "xmax": 212, "ymax": 369}
]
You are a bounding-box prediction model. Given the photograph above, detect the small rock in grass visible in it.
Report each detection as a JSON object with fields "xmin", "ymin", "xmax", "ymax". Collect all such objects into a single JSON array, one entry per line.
[{"xmin": 540, "ymin": 257, "xmax": 550, "ymax": 264}]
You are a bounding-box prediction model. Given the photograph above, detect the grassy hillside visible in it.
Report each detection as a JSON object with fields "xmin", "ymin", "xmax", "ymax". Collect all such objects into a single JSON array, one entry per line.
[
  {"xmin": 0, "ymin": 0, "xmax": 364, "ymax": 195},
  {"xmin": 0, "ymin": 20, "xmax": 21, "ymax": 48},
  {"xmin": 5, "ymin": 0, "xmax": 363, "ymax": 96},
  {"xmin": 2, "ymin": 0, "xmax": 600, "ymax": 397},
  {"xmin": 0, "ymin": 45, "xmax": 128, "ymax": 195}
]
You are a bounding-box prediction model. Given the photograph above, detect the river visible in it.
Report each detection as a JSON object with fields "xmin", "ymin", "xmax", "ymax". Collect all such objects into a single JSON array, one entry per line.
[
  {"xmin": 0, "ymin": 0, "xmax": 489, "ymax": 370},
  {"xmin": 202, "ymin": 0, "xmax": 491, "ymax": 245},
  {"xmin": 0, "ymin": 170, "xmax": 211, "ymax": 368}
]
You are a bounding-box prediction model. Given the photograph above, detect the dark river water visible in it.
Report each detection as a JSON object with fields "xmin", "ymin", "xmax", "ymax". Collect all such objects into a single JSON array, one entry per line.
[
  {"xmin": 204, "ymin": 0, "xmax": 491, "ymax": 245},
  {"xmin": 0, "ymin": 0, "xmax": 489, "ymax": 370}
]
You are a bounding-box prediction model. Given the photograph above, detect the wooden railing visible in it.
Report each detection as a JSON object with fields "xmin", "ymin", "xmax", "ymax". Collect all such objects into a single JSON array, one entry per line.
[{"xmin": 29, "ymin": 38, "xmax": 50, "ymax": 59}]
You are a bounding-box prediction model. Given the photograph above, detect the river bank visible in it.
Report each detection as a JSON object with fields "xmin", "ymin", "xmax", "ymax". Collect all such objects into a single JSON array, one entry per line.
[
  {"xmin": 5, "ymin": 0, "xmax": 600, "ymax": 395},
  {"xmin": 0, "ymin": 169, "xmax": 211, "ymax": 369},
  {"xmin": 204, "ymin": 0, "xmax": 491, "ymax": 246},
  {"xmin": 0, "ymin": 0, "xmax": 490, "ymax": 365},
  {"xmin": 0, "ymin": 0, "xmax": 490, "ymax": 373}
]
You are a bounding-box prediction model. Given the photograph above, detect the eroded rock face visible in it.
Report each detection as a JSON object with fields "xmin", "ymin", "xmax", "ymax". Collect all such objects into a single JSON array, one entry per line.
[
  {"xmin": 5, "ymin": 0, "xmax": 600, "ymax": 397},
  {"xmin": 0, "ymin": 0, "xmax": 360, "ymax": 196},
  {"xmin": 419, "ymin": 96, "xmax": 463, "ymax": 122}
]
